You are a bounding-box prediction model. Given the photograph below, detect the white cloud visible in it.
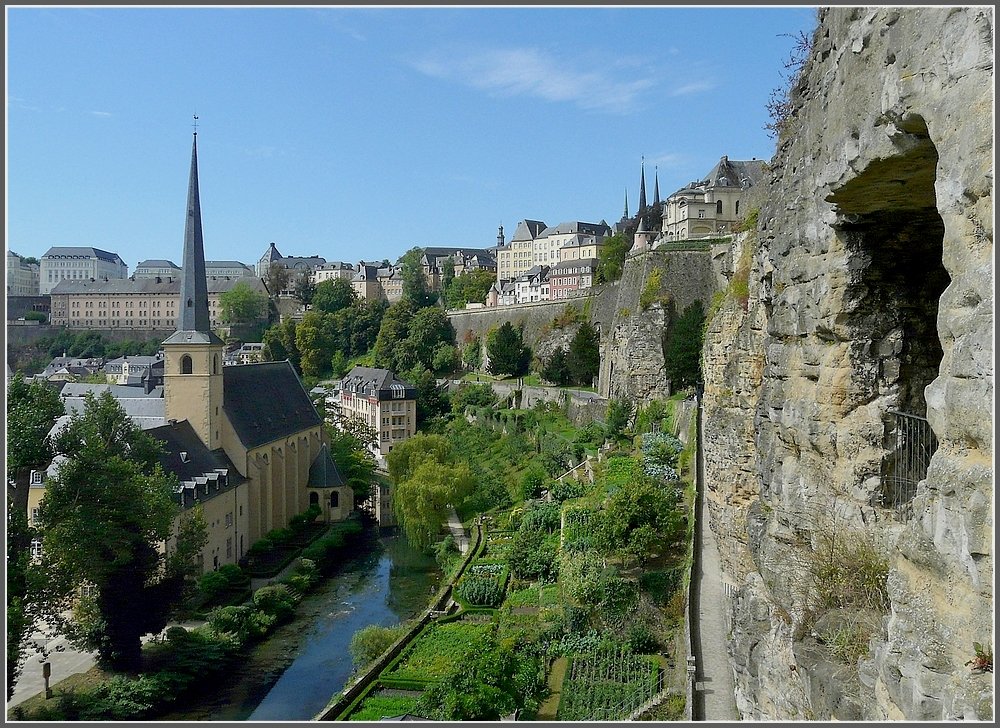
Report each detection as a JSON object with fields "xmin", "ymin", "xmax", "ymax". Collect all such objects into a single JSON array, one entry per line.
[
  {"xmin": 669, "ymin": 81, "xmax": 715, "ymax": 97},
  {"xmin": 410, "ymin": 46, "xmax": 655, "ymax": 113},
  {"xmin": 89, "ymin": 110, "xmax": 113, "ymax": 117}
]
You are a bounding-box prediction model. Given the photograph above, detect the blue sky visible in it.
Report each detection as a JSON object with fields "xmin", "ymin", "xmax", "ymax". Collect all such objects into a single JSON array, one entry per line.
[{"xmin": 6, "ymin": 5, "xmax": 818, "ymax": 269}]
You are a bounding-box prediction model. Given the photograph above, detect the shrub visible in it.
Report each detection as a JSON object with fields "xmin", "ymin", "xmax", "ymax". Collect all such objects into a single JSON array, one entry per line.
[
  {"xmin": 247, "ymin": 537, "xmax": 275, "ymax": 558},
  {"xmin": 266, "ymin": 527, "xmax": 296, "ymax": 548},
  {"xmin": 198, "ymin": 570, "xmax": 230, "ymax": 603},
  {"xmin": 626, "ymin": 623, "xmax": 659, "ymax": 654},
  {"xmin": 640, "ymin": 569, "xmax": 683, "ymax": 604},
  {"xmin": 253, "ymin": 584, "xmax": 298, "ymax": 624},
  {"xmin": 508, "ymin": 529, "xmax": 558, "ymax": 582},
  {"xmin": 519, "ymin": 501, "xmax": 561, "ymax": 533},
  {"xmin": 350, "ymin": 624, "xmax": 407, "ymax": 668},
  {"xmin": 551, "ymin": 479, "xmax": 586, "ymax": 503}
]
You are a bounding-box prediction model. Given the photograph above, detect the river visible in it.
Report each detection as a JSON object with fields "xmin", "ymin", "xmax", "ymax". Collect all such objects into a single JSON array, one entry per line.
[{"xmin": 162, "ymin": 532, "xmax": 441, "ymax": 721}]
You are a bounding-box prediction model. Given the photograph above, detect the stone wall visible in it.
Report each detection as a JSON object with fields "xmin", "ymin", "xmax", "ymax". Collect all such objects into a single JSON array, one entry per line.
[{"xmin": 701, "ymin": 6, "xmax": 993, "ymax": 721}]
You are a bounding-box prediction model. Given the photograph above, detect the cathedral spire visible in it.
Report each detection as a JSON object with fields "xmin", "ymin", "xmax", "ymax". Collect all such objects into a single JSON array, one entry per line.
[
  {"xmin": 653, "ymin": 166, "xmax": 660, "ymax": 206},
  {"xmin": 638, "ymin": 157, "xmax": 647, "ymax": 211},
  {"xmin": 623, "ymin": 187, "xmax": 629, "ymax": 219}
]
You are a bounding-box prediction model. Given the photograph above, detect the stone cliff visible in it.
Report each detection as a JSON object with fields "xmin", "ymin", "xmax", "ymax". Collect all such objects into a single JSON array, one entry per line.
[{"xmin": 702, "ymin": 6, "xmax": 993, "ymax": 721}]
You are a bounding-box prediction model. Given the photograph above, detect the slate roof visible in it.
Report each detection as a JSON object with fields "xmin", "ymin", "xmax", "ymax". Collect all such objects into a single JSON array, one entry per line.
[
  {"xmin": 147, "ymin": 420, "xmax": 245, "ymax": 507},
  {"xmin": 223, "ymin": 361, "xmax": 322, "ymax": 449},
  {"xmin": 340, "ymin": 366, "xmax": 417, "ymax": 400},
  {"xmin": 540, "ymin": 221, "xmax": 611, "ymax": 238},
  {"xmin": 49, "ymin": 275, "xmax": 266, "ymax": 296},
  {"xmin": 307, "ymin": 443, "xmax": 345, "ymax": 488},
  {"xmin": 136, "ymin": 259, "xmax": 180, "ymax": 269},
  {"xmin": 671, "ymin": 156, "xmax": 767, "ymax": 196},
  {"xmin": 549, "ymin": 258, "xmax": 599, "ymax": 273},
  {"xmin": 558, "ymin": 234, "xmax": 600, "ymax": 250},
  {"xmin": 42, "ymin": 246, "xmax": 125, "ymax": 264},
  {"xmin": 59, "ymin": 382, "xmax": 164, "ymax": 399},
  {"xmin": 511, "ymin": 220, "xmax": 547, "ymax": 242}
]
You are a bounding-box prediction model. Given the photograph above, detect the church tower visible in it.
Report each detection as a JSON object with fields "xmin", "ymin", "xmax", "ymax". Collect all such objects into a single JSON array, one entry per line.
[
  {"xmin": 638, "ymin": 157, "xmax": 648, "ymax": 211},
  {"xmin": 163, "ymin": 129, "xmax": 225, "ymax": 450}
]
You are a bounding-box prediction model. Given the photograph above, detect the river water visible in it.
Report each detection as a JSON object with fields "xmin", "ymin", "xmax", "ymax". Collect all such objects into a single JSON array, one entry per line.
[{"xmin": 162, "ymin": 532, "xmax": 441, "ymax": 722}]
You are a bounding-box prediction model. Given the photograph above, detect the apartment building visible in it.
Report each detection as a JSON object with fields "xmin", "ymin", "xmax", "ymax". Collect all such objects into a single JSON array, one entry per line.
[
  {"xmin": 336, "ymin": 366, "xmax": 417, "ymax": 467},
  {"xmin": 660, "ymin": 156, "xmax": 765, "ymax": 240},
  {"xmin": 496, "ymin": 219, "xmax": 546, "ymax": 282},
  {"xmin": 534, "ymin": 221, "xmax": 611, "ymax": 267},
  {"xmin": 549, "ymin": 258, "xmax": 599, "ymax": 300},
  {"xmin": 7, "ymin": 251, "xmax": 40, "ymax": 296}
]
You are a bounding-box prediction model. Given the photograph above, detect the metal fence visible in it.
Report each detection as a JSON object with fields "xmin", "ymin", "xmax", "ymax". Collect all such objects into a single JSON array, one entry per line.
[{"xmin": 879, "ymin": 410, "xmax": 938, "ymax": 521}]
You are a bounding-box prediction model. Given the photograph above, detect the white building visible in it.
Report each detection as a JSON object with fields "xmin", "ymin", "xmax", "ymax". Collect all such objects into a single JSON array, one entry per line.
[
  {"xmin": 134, "ymin": 259, "xmax": 182, "ymax": 279},
  {"xmin": 206, "ymin": 260, "xmax": 256, "ymax": 278},
  {"xmin": 6, "ymin": 250, "xmax": 40, "ymax": 296},
  {"xmin": 514, "ymin": 265, "xmax": 550, "ymax": 304},
  {"xmin": 313, "ymin": 262, "xmax": 356, "ymax": 285},
  {"xmin": 659, "ymin": 156, "xmax": 766, "ymax": 241},
  {"xmin": 533, "ymin": 221, "xmax": 611, "ymax": 267},
  {"xmin": 40, "ymin": 246, "xmax": 128, "ymax": 294}
]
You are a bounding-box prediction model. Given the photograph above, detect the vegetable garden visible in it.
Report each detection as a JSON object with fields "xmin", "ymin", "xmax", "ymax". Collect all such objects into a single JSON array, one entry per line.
[{"xmin": 556, "ymin": 646, "xmax": 661, "ymax": 721}]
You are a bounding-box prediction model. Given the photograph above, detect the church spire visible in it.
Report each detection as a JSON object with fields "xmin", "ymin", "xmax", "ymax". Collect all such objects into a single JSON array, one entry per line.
[
  {"xmin": 638, "ymin": 157, "xmax": 647, "ymax": 211},
  {"xmin": 623, "ymin": 187, "xmax": 629, "ymax": 219},
  {"xmin": 653, "ymin": 166, "xmax": 660, "ymax": 206},
  {"xmin": 178, "ymin": 131, "xmax": 210, "ymax": 333}
]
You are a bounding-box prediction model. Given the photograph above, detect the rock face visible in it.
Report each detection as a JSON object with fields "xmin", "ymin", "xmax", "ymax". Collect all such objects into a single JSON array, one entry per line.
[{"xmin": 702, "ymin": 6, "xmax": 993, "ymax": 721}]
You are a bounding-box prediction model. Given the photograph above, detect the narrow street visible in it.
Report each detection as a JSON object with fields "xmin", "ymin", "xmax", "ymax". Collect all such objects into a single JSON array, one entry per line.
[{"xmin": 690, "ymin": 393, "xmax": 739, "ymax": 721}]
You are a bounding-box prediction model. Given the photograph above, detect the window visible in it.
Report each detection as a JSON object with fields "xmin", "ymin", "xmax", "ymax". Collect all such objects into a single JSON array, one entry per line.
[
  {"xmin": 181, "ymin": 355, "xmax": 192, "ymax": 374},
  {"xmin": 30, "ymin": 538, "xmax": 43, "ymax": 559},
  {"xmin": 225, "ymin": 512, "xmax": 233, "ymax": 528},
  {"xmin": 30, "ymin": 470, "xmax": 43, "ymax": 485},
  {"xmin": 717, "ymin": 200, "xmax": 723, "ymax": 215},
  {"xmin": 735, "ymin": 200, "xmax": 740, "ymax": 215},
  {"xmin": 226, "ymin": 537, "xmax": 233, "ymax": 559},
  {"xmin": 330, "ymin": 491, "xmax": 339, "ymax": 508},
  {"xmin": 698, "ymin": 209, "xmax": 705, "ymax": 219},
  {"xmin": 31, "ymin": 507, "xmax": 40, "ymax": 525},
  {"xmin": 309, "ymin": 492, "xmax": 319, "ymax": 506}
]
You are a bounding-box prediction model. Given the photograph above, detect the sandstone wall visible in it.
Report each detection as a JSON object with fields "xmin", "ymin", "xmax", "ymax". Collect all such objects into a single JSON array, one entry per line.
[{"xmin": 701, "ymin": 6, "xmax": 993, "ymax": 720}]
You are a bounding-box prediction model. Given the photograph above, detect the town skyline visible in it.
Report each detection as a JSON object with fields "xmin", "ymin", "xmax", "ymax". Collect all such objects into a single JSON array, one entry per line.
[{"xmin": 7, "ymin": 5, "xmax": 816, "ymax": 267}]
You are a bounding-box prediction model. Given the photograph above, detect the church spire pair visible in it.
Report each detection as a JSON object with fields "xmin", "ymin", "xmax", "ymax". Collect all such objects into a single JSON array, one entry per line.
[{"xmin": 635, "ymin": 156, "xmax": 660, "ymax": 213}]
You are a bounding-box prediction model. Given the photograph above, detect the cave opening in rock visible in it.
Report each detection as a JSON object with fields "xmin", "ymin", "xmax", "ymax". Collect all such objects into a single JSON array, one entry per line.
[{"xmin": 827, "ymin": 115, "xmax": 950, "ymax": 516}]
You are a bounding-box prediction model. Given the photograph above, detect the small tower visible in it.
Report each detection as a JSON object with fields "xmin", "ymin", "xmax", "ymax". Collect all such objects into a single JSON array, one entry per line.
[
  {"xmin": 623, "ymin": 187, "xmax": 629, "ymax": 219},
  {"xmin": 163, "ymin": 128, "xmax": 225, "ymax": 450},
  {"xmin": 634, "ymin": 214, "xmax": 655, "ymax": 252},
  {"xmin": 638, "ymin": 157, "xmax": 648, "ymax": 212},
  {"xmin": 497, "ymin": 224, "xmax": 505, "ymax": 248}
]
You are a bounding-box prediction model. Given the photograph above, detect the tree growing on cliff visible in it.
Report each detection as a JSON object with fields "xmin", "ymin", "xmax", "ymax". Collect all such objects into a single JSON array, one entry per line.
[
  {"xmin": 486, "ymin": 322, "xmax": 531, "ymax": 377},
  {"xmin": 664, "ymin": 300, "xmax": 706, "ymax": 389},
  {"xmin": 36, "ymin": 392, "xmax": 205, "ymax": 672},
  {"xmin": 595, "ymin": 233, "xmax": 630, "ymax": 283},
  {"xmin": 400, "ymin": 247, "xmax": 437, "ymax": 309},
  {"xmin": 567, "ymin": 321, "xmax": 600, "ymax": 386}
]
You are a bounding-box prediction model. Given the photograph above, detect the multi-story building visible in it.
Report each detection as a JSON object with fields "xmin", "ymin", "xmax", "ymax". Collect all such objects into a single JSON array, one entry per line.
[
  {"xmin": 103, "ymin": 353, "xmax": 165, "ymax": 386},
  {"xmin": 659, "ymin": 156, "xmax": 765, "ymax": 241},
  {"xmin": 336, "ymin": 366, "xmax": 417, "ymax": 468},
  {"xmin": 496, "ymin": 219, "xmax": 546, "ymax": 282},
  {"xmin": 206, "ymin": 260, "xmax": 255, "ymax": 278},
  {"xmin": 549, "ymin": 258, "xmax": 599, "ymax": 300},
  {"xmin": 312, "ymin": 262, "xmax": 356, "ymax": 285},
  {"xmin": 7, "ymin": 251, "xmax": 40, "ymax": 296},
  {"xmin": 39, "ymin": 246, "xmax": 128, "ymax": 295},
  {"xmin": 377, "ymin": 266, "xmax": 404, "ymax": 302},
  {"xmin": 534, "ymin": 221, "xmax": 611, "ymax": 267},
  {"xmin": 420, "ymin": 247, "xmax": 497, "ymax": 283},
  {"xmin": 514, "ymin": 265, "xmax": 550, "ymax": 304},
  {"xmin": 351, "ymin": 264, "xmax": 384, "ymax": 302},
  {"xmin": 48, "ymin": 275, "xmax": 269, "ymax": 330},
  {"xmin": 134, "ymin": 260, "xmax": 182, "ymax": 278},
  {"xmin": 557, "ymin": 234, "xmax": 605, "ymax": 263},
  {"xmin": 255, "ymin": 242, "xmax": 326, "ymax": 279}
]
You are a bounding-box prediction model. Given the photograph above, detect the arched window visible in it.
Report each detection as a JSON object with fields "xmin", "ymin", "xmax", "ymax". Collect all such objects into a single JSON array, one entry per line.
[
  {"xmin": 309, "ymin": 492, "xmax": 319, "ymax": 506},
  {"xmin": 716, "ymin": 200, "xmax": 723, "ymax": 215},
  {"xmin": 213, "ymin": 355, "xmax": 219, "ymax": 374},
  {"xmin": 330, "ymin": 491, "xmax": 339, "ymax": 508},
  {"xmin": 735, "ymin": 200, "xmax": 740, "ymax": 216},
  {"xmin": 181, "ymin": 355, "xmax": 193, "ymax": 374}
]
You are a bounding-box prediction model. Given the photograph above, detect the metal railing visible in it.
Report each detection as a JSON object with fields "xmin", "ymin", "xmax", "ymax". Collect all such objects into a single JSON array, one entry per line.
[{"xmin": 879, "ymin": 410, "xmax": 938, "ymax": 521}]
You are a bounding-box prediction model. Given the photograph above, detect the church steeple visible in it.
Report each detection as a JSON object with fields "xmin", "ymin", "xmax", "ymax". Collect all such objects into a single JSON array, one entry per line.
[
  {"xmin": 638, "ymin": 157, "xmax": 647, "ymax": 211},
  {"xmin": 163, "ymin": 125, "xmax": 224, "ymax": 451},
  {"xmin": 179, "ymin": 132, "xmax": 211, "ymax": 333},
  {"xmin": 653, "ymin": 166, "xmax": 660, "ymax": 206},
  {"xmin": 623, "ymin": 187, "xmax": 629, "ymax": 219}
]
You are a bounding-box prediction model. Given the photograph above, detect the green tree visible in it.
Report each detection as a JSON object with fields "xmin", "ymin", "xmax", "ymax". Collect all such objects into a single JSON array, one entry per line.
[
  {"xmin": 6, "ymin": 374, "xmax": 63, "ymax": 487},
  {"xmin": 444, "ymin": 269, "xmax": 496, "ymax": 309},
  {"xmin": 541, "ymin": 347, "xmax": 571, "ymax": 386},
  {"xmin": 219, "ymin": 281, "xmax": 269, "ymax": 324},
  {"xmin": 432, "ymin": 343, "xmax": 460, "ymax": 374},
  {"xmin": 262, "ymin": 318, "xmax": 300, "ymax": 371},
  {"xmin": 566, "ymin": 321, "xmax": 600, "ymax": 386},
  {"xmin": 293, "ymin": 269, "xmax": 316, "ymax": 306},
  {"xmin": 392, "ymin": 459, "xmax": 475, "ymax": 550},
  {"xmin": 605, "ymin": 398, "xmax": 633, "ymax": 440},
  {"xmin": 486, "ymin": 322, "xmax": 530, "ymax": 377},
  {"xmin": 664, "ymin": 300, "xmax": 706, "ymax": 389},
  {"xmin": 399, "ymin": 247, "xmax": 436, "ymax": 308},
  {"xmin": 323, "ymin": 409, "xmax": 378, "ymax": 506},
  {"xmin": 36, "ymin": 392, "xmax": 205, "ymax": 672},
  {"xmin": 264, "ymin": 262, "xmax": 292, "ymax": 297},
  {"xmin": 595, "ymin": 233, "xmax": 630, "ymax": 283},
  {"xmin": 295, "ymin": 310, "xmax": 337, "ymax": 378},
  {"xmin": 312, "ymin": 278, "xmax": 357, "ymax": 315},
  {"xmin": 406, "ymin": 306, "xmax": 456, "ymax": 371},
  {"xmin": 462, "ymin": 336, "xmax": 482, "ymax": 370},
  {"xmin": 350, "ymin": 624, "xmax": 406, "ymax": 669},
  {"xmin": 441, "ymin": 256, "xmax": 456, "ymax": 293},
  {"xmin": 595, "ymin": 465, "xmax": 682, "ymax": 566},
  {"xmin": 372, "ymin": 301, "xmax": 416, "ymax": 372}
]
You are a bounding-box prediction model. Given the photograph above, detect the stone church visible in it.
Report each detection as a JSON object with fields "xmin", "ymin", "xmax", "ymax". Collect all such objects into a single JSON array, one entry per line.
[{"xmin": 153, "ymin": 132, "xmax": 353, "ymax": 571}]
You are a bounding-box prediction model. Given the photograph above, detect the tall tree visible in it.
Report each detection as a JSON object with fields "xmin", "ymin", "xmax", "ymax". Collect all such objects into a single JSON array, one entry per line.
[
  {"xmin": 566, "ymin": 321, "xmax": 600, "ymax": 386},
  {"xmin": 6, "ymin": 376, "xmax": 63, "ymax": 697},
  {"xmin": 262, "ymin": 318, "xmax": 301, "ymax": 371},
  {"xmin": 399, "ymin": 247, "xmax": 436, "ymax": 308},
  {"xmin": 295, "ymin": 310, "xmax": 338, "ymax": 378},
  {"xmin": 486, "ymin": 322, "xmax": 530, "ymax": 377},
  {"xmin": 312, "ymin": 278, "xmax": 357, "ymax": 315},
  {"xmin": 264, "ymin": 261, "xmax": 292, "ymax": 297},
  {"xmin": 36, "ymin": 392, "xmax": 204, "ymax": 672},
  {"xmin": 372, "ymin": 301, "xmax": 416, "ymax": 372},
  {"xmin": 444, "ymin": 269, "xmax": 496, "ymax": 309},
  {"xmin": 542, "ymin": 347, "xmax": 571, "ymax": 386},
  {"xmin": 219, "ymin": 281, "xmax": 269, "ymax": 324},
  {"xmin": 293, "ymin": 269, "xmax": 316, "ymax": 306},
  {"xmin": 441, "ymin": 256, "xmax": 456, "ymax": 293},
  {"xmin": 664, "ymin": 300, "xmax": 706, "ymax": 389}
]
